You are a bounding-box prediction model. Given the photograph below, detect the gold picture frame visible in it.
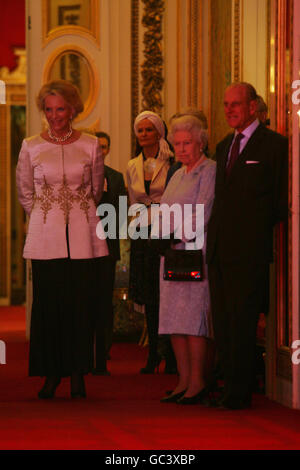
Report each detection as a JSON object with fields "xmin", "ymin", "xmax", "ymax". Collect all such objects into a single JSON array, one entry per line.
[
  {"xmin": 43, "ymin": 45, "xmax": 100, "ymax": 122},
  {"xmin": 42, "ymin": 0, "xmax": 100, "ymax": 48}
]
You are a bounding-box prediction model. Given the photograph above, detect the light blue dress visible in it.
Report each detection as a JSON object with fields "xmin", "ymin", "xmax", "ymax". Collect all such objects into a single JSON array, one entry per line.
[{"xmin": 158, "ymin": 158, "xmax": 216, "ymax": 337}]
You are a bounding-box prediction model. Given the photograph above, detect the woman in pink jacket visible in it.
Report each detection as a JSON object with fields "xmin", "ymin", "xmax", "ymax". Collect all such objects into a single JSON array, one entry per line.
[{"xmin": 16, "ymin": 80, "xmax": 108, "ymax": 399}]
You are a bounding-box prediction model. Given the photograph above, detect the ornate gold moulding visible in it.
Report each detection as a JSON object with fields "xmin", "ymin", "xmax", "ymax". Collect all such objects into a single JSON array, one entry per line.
[{"xmin": 0, "ymin": 49, "xmax": 26, "ymax": 85}]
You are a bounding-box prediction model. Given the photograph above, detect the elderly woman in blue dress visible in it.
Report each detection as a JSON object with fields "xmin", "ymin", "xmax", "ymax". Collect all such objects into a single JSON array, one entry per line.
[{"xmin": 159, "ymin": 115, "xmax": 216, "ymax": 404}]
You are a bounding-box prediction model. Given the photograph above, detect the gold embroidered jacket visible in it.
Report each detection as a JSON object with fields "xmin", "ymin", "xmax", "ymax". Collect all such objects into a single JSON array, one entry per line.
[{"xmin": 16, "ymin": 133, "xmax": 108, "ymax": 260}]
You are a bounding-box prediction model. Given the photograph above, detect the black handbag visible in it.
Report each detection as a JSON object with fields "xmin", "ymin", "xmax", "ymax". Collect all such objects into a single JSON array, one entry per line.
[{"xmin": 163, "ymin": 247, "xmax": 203, "ymax": 281}]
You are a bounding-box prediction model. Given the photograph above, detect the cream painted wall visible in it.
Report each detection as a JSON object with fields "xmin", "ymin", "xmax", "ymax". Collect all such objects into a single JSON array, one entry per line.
[
  {"xmin": 104, "ymin": 0, "xmax": 131, "ymax": 175},
  {"xmin": 164, "ymin": 0, "xmax": 208, "ymax": 123},
  {"xmin": 26, "ymin": 0, "xmax": 43, "ymax": 136},
  {"xmin": 241, "ymin": 0, "xmax": 268, "ymax": 99},
  {"xmin": 202, "ymin": 0, "xmax": 210, "ymax": 116}
]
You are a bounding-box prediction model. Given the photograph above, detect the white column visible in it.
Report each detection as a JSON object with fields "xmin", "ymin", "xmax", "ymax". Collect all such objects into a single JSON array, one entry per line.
[{"xmin": 106, "ymin": 0, "xmax": 131, "ymax": 175}]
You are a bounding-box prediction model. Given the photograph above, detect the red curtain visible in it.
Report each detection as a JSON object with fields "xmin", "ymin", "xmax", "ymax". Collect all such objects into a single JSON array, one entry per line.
[{"xmin": 0, "ymin": 0, "xmax": 25, "ymax": 70}]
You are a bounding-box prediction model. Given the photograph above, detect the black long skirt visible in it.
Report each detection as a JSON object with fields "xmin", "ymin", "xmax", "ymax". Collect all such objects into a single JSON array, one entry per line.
[
  {"xmin": 129, "ymin": 237, "xmax": 160, "ymax": 307},
  {"xmin": 29, "ymin": 257, "xmax": 105, "ymax": 377}
]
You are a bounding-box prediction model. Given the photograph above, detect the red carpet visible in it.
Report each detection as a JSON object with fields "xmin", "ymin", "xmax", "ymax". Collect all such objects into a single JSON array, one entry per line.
[{"xmin": 1, "ymin": 306, "xmax": 300, "ymax": 450}]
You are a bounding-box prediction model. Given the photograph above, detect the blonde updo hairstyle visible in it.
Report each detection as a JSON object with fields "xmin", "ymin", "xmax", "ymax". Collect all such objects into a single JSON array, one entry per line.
[
  {"xmin": 36, "ymin": 80, "xmax": 84, "ymax": 119},
  {"xmin": 168, "ymin": 115, "xmax": 208, "ymax": 153}
]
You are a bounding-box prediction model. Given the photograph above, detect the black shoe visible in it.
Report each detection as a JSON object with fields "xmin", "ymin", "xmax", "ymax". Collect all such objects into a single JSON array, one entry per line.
[
  {"xmin": 140, "ymin": 356, "xmax": 162, "ymax": 374},
  {"xmin": 200, "ymin": 380, "xmax": 220, "ymax": 407},
  {"xmin": 160, "ymin": 389, "xmax": 187, "ymax": 403},
  {"xmin": 164, "ymin": 354, "xmax": 178, "ymax": 374},
  {"xmin": 220, "ymin": 399, "xmax": 251, "ymax": 410},
  {"xmin": 70, "ymin": 373, "xmax": 86, "ymax": 399},
  {"xmin": 215, "ymin": 396, "xmax": 251, "ymax": 410},
  {"xmin": 177, "ymin": 388, "xmax": 209, "ymax": 405},
  {"xmin": 164, "ymin": 364, "xmax": 178, "ymax": 374},
  {"xmin": 38, "ymin": 377, "xmax": 61, "ymax": 399}
]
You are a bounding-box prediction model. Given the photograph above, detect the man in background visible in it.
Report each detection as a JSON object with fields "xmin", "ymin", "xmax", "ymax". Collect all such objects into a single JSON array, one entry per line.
[
  {"xmin": 94, "ymin": 132, "xmax": 126, "ymax": 375},
  {"xmin": 256, "ymin": 95, "xmax": 270, "ymax": 126}
]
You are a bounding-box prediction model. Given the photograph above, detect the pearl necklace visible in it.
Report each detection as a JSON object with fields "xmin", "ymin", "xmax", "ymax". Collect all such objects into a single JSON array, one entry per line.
[{"xmin": 48, "ymin": 125, "xmax": 73, "ymax": 143}]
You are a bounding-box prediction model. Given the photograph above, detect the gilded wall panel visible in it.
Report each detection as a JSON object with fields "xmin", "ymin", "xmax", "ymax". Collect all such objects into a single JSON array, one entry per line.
[
  {"xmin": 131, "ymin": 0, "xmax": 139, "ymax": 154},
  {"xmin": 209, "ymin": 0, "xmax": 232, "ymax": 152},
  {"xmin": 176, "ymin": 0, "xmax": 203, "ymax": 114},
  {"xmin": 232, "ymin": 0, "xmax": 241, "ymax": 82},
  {"xmin": 141, "ymin": 0, "xmax": 165, "ymax": 114},
  {"xmin": 187, "ymin": 0, "xmax": 202, "ymax": 109}
]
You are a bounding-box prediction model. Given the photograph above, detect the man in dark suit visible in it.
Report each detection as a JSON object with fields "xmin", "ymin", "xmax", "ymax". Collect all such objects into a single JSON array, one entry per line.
[
  {"xmin": 206, "ymin": 82, "xmax": 288, "ymax": 409},
  {"xmin": 94, "ymin": 132, "xmax": 126, "ymax": 375}
]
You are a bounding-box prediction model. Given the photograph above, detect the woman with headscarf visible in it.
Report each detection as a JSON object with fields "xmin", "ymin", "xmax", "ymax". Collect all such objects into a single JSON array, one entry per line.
[{"xmin": 126, "ymin": 110, "xmax": 175, "ymax": 374}]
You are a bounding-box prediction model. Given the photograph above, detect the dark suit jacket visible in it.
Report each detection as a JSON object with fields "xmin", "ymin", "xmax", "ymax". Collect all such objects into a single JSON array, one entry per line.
[
  {"xmin": 100, "ymin": 165, "xmax": 126, "ymax": 260},
  {"xmin": 206, "ymin": 123, "xmax": 288, "ymax": 266}
]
